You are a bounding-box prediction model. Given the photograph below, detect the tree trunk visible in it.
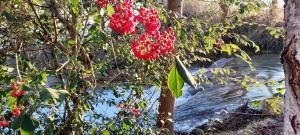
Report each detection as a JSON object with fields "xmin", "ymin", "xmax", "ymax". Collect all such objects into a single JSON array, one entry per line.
[
  {"xmin": 167, "ymin": 0, "xmax": 184, "ymax": 18},
  {"xmin": 282, "ymin": 0, "xmax": 300, "ymax": 134},
  {"xmin": 0, "ymin": 2, "xmax": 3, "ymax": 15},
  {"xmin": 157, "ymin": 0, "xmax": 183, "ymax": 134},
  {"xmin": 157, "ymin": 80, "xmax": 175, "ymax": 134},
  {"xmin": 219, "ymin": 2, "xmax": 229, "ymax": 23}
]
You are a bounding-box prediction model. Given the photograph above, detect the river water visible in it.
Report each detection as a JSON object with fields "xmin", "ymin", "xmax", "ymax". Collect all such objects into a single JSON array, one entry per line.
[
  {"xmin": 174, "ymin": 54, "xmax": 284, "ymax": 132},
  {"xmin": 90, "ymin": 54, "xmax": 284, "ymax": 132}
]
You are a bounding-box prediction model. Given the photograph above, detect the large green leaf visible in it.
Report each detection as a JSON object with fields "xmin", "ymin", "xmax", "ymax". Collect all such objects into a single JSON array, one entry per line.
[
  {"xmin": 175, "ymin": 56, "xmax": 197, "ymax": 89},
  {"xmin": 12, "ymin": 114, "xmax": 39, "ymax": 133},
  {"xmin": 40, "ymin": 88, "xmax": 70, "ymax": 105},
  {"xmin": 167, "ymin": 66, "xmax": 184, "ymax": 98}
]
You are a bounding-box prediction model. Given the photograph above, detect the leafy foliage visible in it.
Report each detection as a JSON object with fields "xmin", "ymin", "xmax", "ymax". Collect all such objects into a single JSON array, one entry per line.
[
  {"xmin": 0, "ymin": 0, "xmax": 273, "ymax": 134},
  {"xmin": 168, "ymin": 66, "xmax": 184, "ymax": 97}
]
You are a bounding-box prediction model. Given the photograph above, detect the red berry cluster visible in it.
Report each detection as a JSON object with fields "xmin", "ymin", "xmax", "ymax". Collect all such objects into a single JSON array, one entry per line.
[
  {"xmin": 158, "ymin": 28, "xmax": 176, "ymax": 55},
  {"xmin": 11, "ymin": 82, "xmax": 27, "ymax": 97},
  {"xmin": 0, "ymin": 81, "xmax": 26, "ymax": 127},
  {"xmin": 98, "ymin": 0, "xmax": 176, "ymax": 60},
  {"xmin": 131, "ymin": 28, "xmax": 175, "ymax": 60},
  {"xmin": 136, "ymin": 7, "xmax": 161, "ymax": 33},
  {"xmin": 96, "ymin": 0, "xmax": 116, "ymax": 8},
  {"xmin": 131, "ymin": 32, "xmax": 161, "ymax": 60},
  {"xmin": 109, "ymin": 1, "xmax": 137, "ymax": 35}
]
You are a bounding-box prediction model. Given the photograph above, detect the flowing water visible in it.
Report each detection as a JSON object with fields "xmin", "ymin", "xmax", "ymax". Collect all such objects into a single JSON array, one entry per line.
[
  {"xmin": 174, "ymin": 54, "xmax": 284, "ymax": 132},
  {"xmin": 84, "ymin": 54, "xmax": 284, "ymax": 132}
]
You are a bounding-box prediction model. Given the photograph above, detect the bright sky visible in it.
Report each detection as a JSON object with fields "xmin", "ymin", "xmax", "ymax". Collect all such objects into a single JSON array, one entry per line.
[
  {"xmin": 277, "ymin": 0, "xmax": 284, "ymax": 6},
  {"xmin": 265, "ymin": 0, "xmax": 284, "ymax": 7}
]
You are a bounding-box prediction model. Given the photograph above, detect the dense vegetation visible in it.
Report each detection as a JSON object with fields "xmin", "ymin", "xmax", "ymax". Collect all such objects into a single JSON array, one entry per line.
[{"xmin": 0, "ymin": 0, "xmax": 283, "ymax": 134}]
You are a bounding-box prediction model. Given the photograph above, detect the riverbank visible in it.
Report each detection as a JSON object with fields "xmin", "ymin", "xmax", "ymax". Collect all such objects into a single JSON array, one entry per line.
[{"xmin": 176, "ymin": 105, "xmax": 283, "ymax": 135}]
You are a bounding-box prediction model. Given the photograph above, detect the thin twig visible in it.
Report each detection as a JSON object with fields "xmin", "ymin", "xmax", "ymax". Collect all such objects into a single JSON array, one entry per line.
[
  {"xmin": 15, "ymin": 53, "xmax": 22, "ymax": 80},
  {"xmin": 56, "ymin": 60, "xmax": 70, "ymax": 72},
  {"xmin": 15, "ymin": 42, "xmax": 23, "ymax": 80},
  {"xmin": 109, "ymin": 41, "xmax": 120, "ymax": 72}
]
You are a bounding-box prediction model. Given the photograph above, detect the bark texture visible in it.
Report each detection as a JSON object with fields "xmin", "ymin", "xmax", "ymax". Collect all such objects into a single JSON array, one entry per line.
[
  {"xmin": 157, "ymin": 80, "xmax": 175, "ymax": 134},
  {"xmin": 282, "ymin": 0, "xmax": 300, "ymax": 134}
]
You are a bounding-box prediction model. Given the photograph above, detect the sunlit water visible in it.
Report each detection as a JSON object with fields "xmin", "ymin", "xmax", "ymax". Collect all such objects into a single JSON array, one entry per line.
[
  {"xmin": 90, "ymin": 54, "xmax": 284, "ymax": 132},
  {"xmin": 174, "ymin": 54, "xmax": 284, "ymax": 131}
]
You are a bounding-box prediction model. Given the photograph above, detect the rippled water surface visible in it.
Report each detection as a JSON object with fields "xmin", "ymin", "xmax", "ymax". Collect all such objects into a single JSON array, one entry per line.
[
  {"xmin": 91, "ymin": 54, "xmax": 284, "ymax": 132},
  {"xmin": 174, "ymin": 54, "xmax": 284, "ymax": 131}
]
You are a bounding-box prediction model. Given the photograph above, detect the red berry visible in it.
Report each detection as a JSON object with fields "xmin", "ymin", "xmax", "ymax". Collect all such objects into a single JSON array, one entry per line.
[
  {"xmin": 159, "ymin": 27, "xmax": 175, "ymax": 55},
  {"xmin": 0, "ymin": 120, "xmax": 9, "ymax": 127},
  {"xmin": 12, "ymin": 107, "xmax": 21, "ymax": 117},
  {"xmin": 11, "ymin": 81, "xmax": 27, "ymax": 97},
  {"xmin": 131, "ymin": 33, "xmax": 161, "ymax": 60},
  {"xmin": 131, "ymin": 107, "xmax": 140, "ymax": 116},
  {"xmin": 96, "ymin": 0, "xmax": 109, "ymax": 8},
  {"xmin": 117, "ymin": 103, "xmax": 125, "ymax": 109},
  {"xmin": 137, "ymin": 7, "xmax": 161, "ymax": 33},
  {"xmin": 109, "ymin": 0, "xmax": 137, "ymax": 35},
  {"xmin": 214, "ymin": 38, "xmax": 224, "ymax": 48},
  {"xmin": 130, "ymin": 28, "xmax": 175, "ymax": 60},
  {"xmin": 11, "ymin": 82, "xmax": 18, "ymax": 91},
  {"xmin": 11, "ymin": 90, "xmax": 27, "ymax": 97}
]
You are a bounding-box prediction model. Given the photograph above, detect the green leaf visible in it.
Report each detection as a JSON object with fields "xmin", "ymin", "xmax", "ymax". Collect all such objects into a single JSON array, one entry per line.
[
  {"xmin": 277, "ymin": 88, "xmax": 285, "ymax": 95},
  {"xmin": 0, "ymin": 66, "xmax": 14, "ymax": 73},
  {"xmin": 2, "ymin": 10, "xmax": 13, "ymax": 21},
  {"xmin": 270, "ymin": 30, "xmax": 276, "ymax": 35},
  {"xmin": 264, "ymin": 97, "xmax": 283, "ymax": 114},
  {"xmin": 168, "ymin": 66, "xmax": 184, "ymax": 98},
  {"xmin": 106, "ymin": 4, "xmax": 115, "ymax": 17},
  {"xmin": 107, "ymin": 121, "xmax": 116, "ymax": 131},
  {"xmin": 26, "ymin": 61, "xmax": 35, "ymax": 70},
  {"xmin": 241, "ymin": 51, "xmax": 251, "ymax": 61},
  {"xmin": 220, "ymin": 45, "xmax": 232, "ymax": 55},
  {"xmin": 7, "ymin": 97, "xmax": 17, "ymax": 110},
  {"xmin": 122, "ymin": 122, "xmax": 131, "ymax": 130},
  {"xmin": 102, "ymin": 130, "xmax": 110, "ymax": 135},
  {"xmin": 89, "ymin": 128, "xmax": 97, "ymax": 134},
  {"xmin": 175, "ymin": 56, "xmax": 197, "ymax": 88},
  {"xmin": 40, "ymin": 88, "xmax": 70, "ymax": 105},
  {"xmin": 33, "ymin": 0, "xmax": 44, "ymax": 4},
  {"xmin": 250, "ymin": 100, "xmax": 262, "ymax": 108},
  {"xmin": 20, "ymin": 129, "xmax": 34, "ymax": 135},
  {"xmin": 69, "ymin": 0, "xmax": 80, "ymax": 14},
  {"xmin": 12, "ymin": 114, "xmax": 39, "ymax": 132},
  {"xmin": 40, "ymin": 71, "xmax": 47, "ymax": 82}
]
